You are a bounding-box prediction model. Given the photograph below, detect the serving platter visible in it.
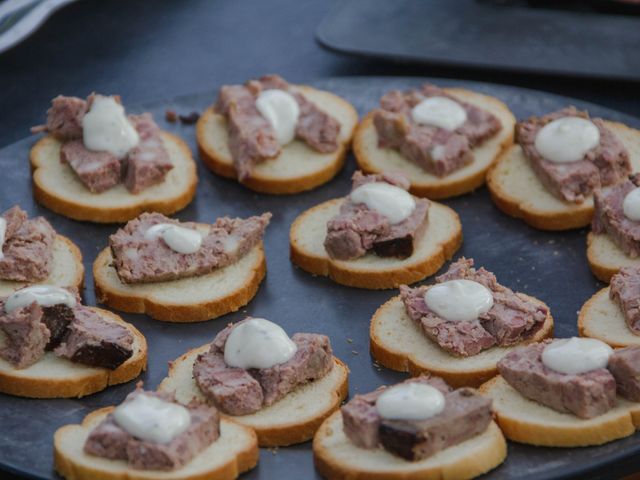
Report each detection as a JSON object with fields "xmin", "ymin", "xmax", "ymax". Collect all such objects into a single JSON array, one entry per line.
[{"xmin": 1, "ymin": 76, "xmax": 639, "ymax": 480}]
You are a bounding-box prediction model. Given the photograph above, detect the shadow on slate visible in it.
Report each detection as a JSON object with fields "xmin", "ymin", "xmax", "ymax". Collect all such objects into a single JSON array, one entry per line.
[{"xmin": 0, "ymin": 77, "xmax": 639, "ymax": 480}]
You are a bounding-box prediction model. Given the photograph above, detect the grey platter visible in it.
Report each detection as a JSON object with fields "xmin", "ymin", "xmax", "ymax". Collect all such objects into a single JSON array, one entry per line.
[{"xmin": 0, "ymin": 77, "xmax": 639, "ymax": 480}]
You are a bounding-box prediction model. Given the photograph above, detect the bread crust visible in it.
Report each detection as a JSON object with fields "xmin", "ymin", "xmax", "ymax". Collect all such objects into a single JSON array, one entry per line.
[
  {"xmin": 312, "ymin": 411, "xmax": 507, "ymax": 480},
  {"xmin": 289, "ymin": 198, "xmax": 462, "ymax": 290},
  {"xmin": 480, "ymin": 376, "xmax": 640, "ymax": 447},
  {"xmin": 158, "ymin": 345, "xmax": 350, "ymax": 447},
  {"xmin": 370, "ymin": 294, "xmax": 554, "ymax": 388},
  {"xmin": 0, "ymin": 234, "xmax": 84, "ymax": 297},
  {"xmin": 30, "ymin": 132, "xmax": 198, "ymax": 223},
  {"xmin": 93, "ymin": 244, "xmax": 267, "ymax": 323},
  {"xmin": 487, "ymin": 121, "xmax": 640, "ymax": 231},
  {"xmin": 586, "ymin": 232, "xmax": 640, "ymax": 283},
  {"xmin": 578, "ymin": 287, "xmax": 640, "ymax": 348},
  {"xmin": 54, "ymin": 407, "xmax": 259, "ymax": 480},
  {"xmin": 353, "ymin": 88, "xmax": 515, "ymax": 200},
  {"xmin": 197, "ymin": 85, "xmax": 358, "ymax": 195},
  {"xmin": 0, "ymin": 308, "xmax": 147, "ymax": 398}
]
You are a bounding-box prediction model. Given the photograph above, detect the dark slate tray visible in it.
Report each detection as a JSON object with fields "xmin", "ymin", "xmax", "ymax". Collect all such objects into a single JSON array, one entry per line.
[
  {"xmin": 316, "ymin": 0, "xmax": 640, "ymax": 82},
  {"xmin": 1, "ymin": 77, "xmax": 640, "ymax": 480}
]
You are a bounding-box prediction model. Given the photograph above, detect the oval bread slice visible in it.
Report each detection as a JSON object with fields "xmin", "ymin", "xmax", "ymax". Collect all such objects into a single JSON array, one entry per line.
[
  {"xmin": 289, "ymin": 198, "xmax": 462, "ymax": 290},
  {"xmin": 30, "ymin": 131, "xmax": 198, "ymax": 223},
  {"xmin": 313, "ymin": 410, "xmax": 507, "ymax": 480},
  {"xmin": 93, "ymin": 243, "xmax": 267, "ymax": 323},
  {"xmin": 158, "ymin": 345, "xmax": 349, "ymax": 447},
  {"xmin": 480, "ymin": 375, "xmax": 640, "ymax": 447},
  {"xmin": 0, "ymin": 308, "xmax": 146, "ymax": 398},
  {"xmin": 353, "ymin": 88, "xmax": 516, "ymax": 199},
  {"xmin": 54, "ymin": 407, "xmax": 259, "ymax": 480},
  {"xmin": 0, "ymin": 235, "xmax": 84, "ymax": 297},
  {"xmin": 487, "ymin": 121, "xmax": 640, "ymax": 231},
  {"xmin": 578, "ymin": 287, "xmax": 640, "ymax": 348},
  {"xmin": 197, "ymin": 86, "xmax": 358, "ymax": 194},
  {"xmin": 370, "ymin": 294, "xmax": 553, "ymax": 388},
  {"xmin": 587, "ymin": 232, "xmax": 640, "ymax": 283}
]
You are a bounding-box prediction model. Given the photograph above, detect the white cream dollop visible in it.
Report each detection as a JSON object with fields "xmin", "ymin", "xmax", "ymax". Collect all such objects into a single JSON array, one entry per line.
[
  {"xmin": 376, "ymin": 383, "xmax": 446, "ymax": 421},
  {"xmin": 411, "ymin": 96, "xmax": 467, "ymax": 131},
  {"xmin": 623, "ymin": 187, "xmax": 640, "ymax": 222},
  {"xmin": 0, "ymin": 217, "xmax": 6, "ymax": 260},
  {"xmin": 5, "ymin": 285, "xmax": 77, "ymax": 313},
  {"xmin": 541, "ymin": 337, "xmax": 613, "ymax": 375},
  {"xmin": 424, "ymin": 279, "xmax": 494, "ymax": 322},
  {"xmin": 224, "ymin": 318, "xmax": 298, "ymax": 369},
  {"xmin": 144, "ymin": 223, "xmax": 203, "ymax": 254},
  {"xmin": 255, "ymin": 89, "xmax": 300, "ymax": 145},
  {"xmin": 113, "ymin": 394, "xmax": 191, "ymax": 444},
  {"xmin": 534, "ymin": 117, "xmax": 600, "ymax": 164},
  {"xmin": 82, "ymin": 95, "xmax": 140, "ymax": 158},
  {"xmin": 350, "ymin": 182, "xmax": 416, "ymax": 224}
]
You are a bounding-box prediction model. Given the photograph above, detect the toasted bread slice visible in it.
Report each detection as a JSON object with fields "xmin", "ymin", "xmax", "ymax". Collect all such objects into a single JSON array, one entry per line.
[
  {"xmin": 480, "ymin": 375, "xmax": 640, "ymax": 447},
  {"xmin": 578, "ymin": 287, "xmax": 640, "ymax": 348},
  {"xmin": 587, "ymin": 232, "xmax": 640, "ymax": 283},
  {"xmin": 0, "ymin": 235, "xmax": 84, "ymax": 297},
  {"xmin": 353, "ymin": 88, "xmax": 515, "ymax": 200},
  {"xmin": 313, "ymin": 410, "xmax": 506, "ymax": 480},
  {"xmin": 30, "ymin": 132, "xmax": 197, "ymax": 223},
  {"xmin": 158, "ymin": 345, "xmax": 349, "ymax": 447},
  {"xmin": 54, "ymin": 407, "xmax": 259, "ymax": 480},
  {"xmin": 370, "ymin": 294, "xmax": 553, "ymax": 388},
  {"xmin": 197, "ymin": 86, "xmax": 358, "ymax": 194},
  {"xmin": 0, "ymin": 308, "xmax": 146, "ymax": 398},
  {"xmin": 289, "ymin": 198, "xmax": 462, "ymax": 290},
  {"xmin": 487, "ymin": 121, "xmax": 640, "ymax": 231},
  {"xmin": 93, "ymin": 242, "xmax": 266, "ymax": 323}
]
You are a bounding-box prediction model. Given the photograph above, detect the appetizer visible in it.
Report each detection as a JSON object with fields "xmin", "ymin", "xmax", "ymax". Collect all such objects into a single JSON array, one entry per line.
[
  {"xmin": 370, "ymin": 258, "xmax": 554, "ymax": 387},
  {"xmin": 353, "ymin": 83, "xmax": 515, "ymax": 199},
  {"xmin": 290, "ymin": 171, "xmax": 462, "ymax": 289},
  {"xmin": 197, "ymin": 74, "xmax": 358, "ymax": 194},
  {"xmin": 31, "ymin": 94, "xmax": 197, "ymax": 222},
  {"xmin": 94, "ymin": 212, "xmax": 270, "ymax": 322}
]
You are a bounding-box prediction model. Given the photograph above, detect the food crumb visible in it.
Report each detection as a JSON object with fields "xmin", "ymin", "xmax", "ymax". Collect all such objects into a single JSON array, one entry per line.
[
  {"xmin": 351, "ymin": 350, "xmax": 359, "ymax": 355},
  {"xmin": 346, "ymin": 338, "xmax": 353, "ymax": 344},
  {"xmin": 165, "ymin": 109, "xmax": 178, "ymax": 123},
  {"xmin": 269, "ymin": 447, "xmax": 279, "ymax": 455},
  {"xmin": 179, "ymin": 111, "xmax": 201, "ymax": 125}
]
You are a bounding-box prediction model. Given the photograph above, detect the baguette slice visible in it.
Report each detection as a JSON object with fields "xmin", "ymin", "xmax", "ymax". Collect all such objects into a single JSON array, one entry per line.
[
  {"xmin": 353, "ymin": 88, "xmax": 515, "ymax": 200},
  {"xmin": 290, "ymin": 198, "xmax": 462, "ymax": 290},
  {"xmin": 54, "ymin": 407, "xmax": 259, "ymax": 480},
  {"xmin": 197, "ymin": 86, "xmax": 358, "ymax": 194},
  {"xmin": 0, "ymin": 235, "xmax": 84, "ymax": 297},
  {"xmin": 578, "ymin": 287, "xmax": 640, "ymax": 348},
  {"xmin": 158, "ymin": 345, "xmax": 349, "ymax": 447},
  {"xmin": 587, "ymin": 232, "xmax": 640, "ymax": 283},
  {"xmin": 30, "ymin": 132, "xmax": 198, "ymax": 223},
  {"xmin": 487, "ymin": 121, "xmax": 640, "ymax": 231},
  {"xmin": 480, "ymin": 375, "xmax": 640, "ymax": 447},
  {"xmin": 370, "ymin": 294, "xmax": 553, "ymax": 388},
  {"xmin": 313, "ymin": 410, "xmax": 506, "ymax": 480},
  {"xmin": 93, "ymin": 243, "xmax": 266, "ymax": 323},
  {"xmin": 0, "ymin": 308, "xmax": 146, "ymax": 398}
]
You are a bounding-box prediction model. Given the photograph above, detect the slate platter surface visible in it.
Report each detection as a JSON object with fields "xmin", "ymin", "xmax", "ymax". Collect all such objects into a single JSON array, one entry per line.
[{"xmin": 0, "ymin": 77, "xmax": 639, "ymax": 480}]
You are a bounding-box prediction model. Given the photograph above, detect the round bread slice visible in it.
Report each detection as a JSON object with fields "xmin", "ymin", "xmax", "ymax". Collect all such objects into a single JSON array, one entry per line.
[
  {"xmin": 0, "ymin": 235, "xmax": 84, "ymax": 297},
  {"xmin": 0, "ymin": 308, "xmax": 146, "ymax": 398},
  {"xmin": 480, "ymin": 375, "xmax": 640, "ymax": 447},
  {"xmin": 370, "ymin": 294, "xmax": 554, "ymax": 388},
  {"xmin": 157, "ymin": 345, "xmax": 349, "ymax": 447},
  {"xmin": 487, "ymin": 121, "xmax": 640, "ymax": 231},
  {"xmin": 93, "ymin": 243, "xmax": 266, "ymax": 323},
  {"xmin": 353, "ymin": 88, "xmax": 515, "ymax": 200},
  {"xmin": 289, "ymin": 198, "xmax": 462, "ymax": 290},
  {"xmin": 30, "ymin": 132, "xmax": 198, "ymax": 223},
  {"xmin": 54, "ymin": 407, "xmax": 259, "ymax": 480},
  {"xmin": 197, "ymin": 86, "xmax": 358, "ymax": 194},
  {"xmin": 313, "ymin": 410, "xmax": 506, "ymax": 480},
  {"xmin": 578, "ymin": 287, "xmax": 640, "ymax": 348},
  {"xmin": 587, "ymin": 232, "xmax": 640, "ymax": 283}
]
